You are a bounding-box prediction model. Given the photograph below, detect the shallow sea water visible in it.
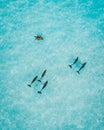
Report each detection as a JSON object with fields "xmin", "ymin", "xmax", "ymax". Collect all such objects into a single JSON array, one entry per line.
[{"xmin": 0, "ymin": 0, "xmax": 104, "ymax": 130}]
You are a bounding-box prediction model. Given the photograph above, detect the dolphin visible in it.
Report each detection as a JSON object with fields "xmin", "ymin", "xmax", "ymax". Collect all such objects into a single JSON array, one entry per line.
[
  {"xmin": 69, "ymin": 57, "xmax": 78, "ymax": 68},
  {"xmin": 38, "ymin": 69, "xmax": 47, "ymax": 82},
  {"xmin": 76, "ymin": 62, "xmax": 87, "ymax": 74},
  {"xmin": 27, "ymin": 76, "xmax": 38, "ymax": 87},
  {"xmin": 37, "ymin": 81, "xmax": 48, "ymax": 94}
]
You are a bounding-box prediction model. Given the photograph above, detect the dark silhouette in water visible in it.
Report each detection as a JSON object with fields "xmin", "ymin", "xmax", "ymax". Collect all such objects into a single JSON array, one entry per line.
[
  {"xmin": 27, "ymin": 76, "xmax": 38, "ymax": 87},
  {"xmin": 38, "ymin": 69, "xmax": 47, "ymax": 82},
  {"xmin": 38, "ymin": 81, "xmax": 48, "ymax": 94},
  {"xmin": 69, "ymin": 57, "xmax": 79, "ymax": 68},
  {"xmin": 76, "ymin": 62, "xmax": 87, "ymax": 74},
  {"xmin": 34, "ymin": 35, "xmax": 43, "ymax": 40}
]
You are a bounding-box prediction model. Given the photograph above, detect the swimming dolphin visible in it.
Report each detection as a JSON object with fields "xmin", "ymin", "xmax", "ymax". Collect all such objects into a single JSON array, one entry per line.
[
  {"xmin": 69, "ymin": 57, "xmax": 78, "ymax": 68},
  {"xmin": 76, "ymin": 62, "xmax": 87, "ymax": 74},
  {"xmin": 38, "ymin": 69, "xmax": 47, "ymax": 82},
  {"xmin": 27, "ymin": 76, "xmax": 38, "ymax": 87},
  {"xmin": 37, "ymin": 81, "xmax": 48, "ymax": 94}
]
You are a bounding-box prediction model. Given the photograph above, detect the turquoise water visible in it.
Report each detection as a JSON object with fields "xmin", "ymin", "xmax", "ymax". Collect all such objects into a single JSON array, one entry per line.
[{"xmin": 0, "ymin": 0, "xmax": 104, "ymax": 130}]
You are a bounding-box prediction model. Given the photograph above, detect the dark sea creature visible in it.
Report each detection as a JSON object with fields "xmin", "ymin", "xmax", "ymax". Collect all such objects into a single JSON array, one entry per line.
[
  {"xmin": 37, "ymin": 81, "xmax": 48, "ymax": 94},
  {"xmin": 37, "ymin": 69, "xmax": 47, "ymax": 82},
  {"xmin": 27, "ymin": 76, "xmax": 38, "ymax": 87},
  {"xmin": 76, "ymin": 62, "xmax": 87, "ymax": 74},
  {"xmin": 34, "ymin": 35, "xmax": 43, "ymax": 40},
  {"xmin": 69, "ymin": 57, "xmax": 79, "ymax": 68}
]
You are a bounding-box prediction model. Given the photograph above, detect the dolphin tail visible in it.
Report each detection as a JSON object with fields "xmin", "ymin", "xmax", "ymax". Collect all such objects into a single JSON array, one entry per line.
[
  {"xmin": 37, "ymin": 79, "xmax": 41, "ymax": 82},
  {"xmin": 69, "ymin": 65, "xmax": 72, "ymax": 68},
  {"xmin": 76, "ymin": 71, "xmax": 80, "ymax": 74},
  {"xmin": 27, "ymin": 84, "xmax": 31, "ymax": 87},
  {"xmin": 37, "ymin": 91, "xmax": 42, "ymax": 94}
]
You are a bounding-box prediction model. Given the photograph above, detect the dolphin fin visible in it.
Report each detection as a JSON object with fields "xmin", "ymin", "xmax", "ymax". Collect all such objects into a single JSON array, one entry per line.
[{"xmin": 37, "ymin": 79, "xmax": 41, "ymax": 82}]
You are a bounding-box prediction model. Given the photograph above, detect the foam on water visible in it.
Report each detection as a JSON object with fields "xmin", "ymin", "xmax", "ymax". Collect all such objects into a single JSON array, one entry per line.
[{"xmin": 0, "ymin": 0, "xmax": 104, "ymax": 130}]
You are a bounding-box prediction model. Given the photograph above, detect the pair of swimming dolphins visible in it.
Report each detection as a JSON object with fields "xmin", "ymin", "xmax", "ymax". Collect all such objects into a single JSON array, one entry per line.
[
  {"xmin": 69, "ymin": 57, "xmax": 87, "ymax": 74},
  {"xmin": 27, "ymin": 70, "xmax": 48, "ymax": 94}
]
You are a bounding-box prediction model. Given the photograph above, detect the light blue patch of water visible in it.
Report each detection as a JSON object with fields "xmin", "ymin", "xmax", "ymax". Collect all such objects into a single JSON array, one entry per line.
[{"xmin": 0, "ymin": 0, "xmax": 104, "ymax": 130}]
